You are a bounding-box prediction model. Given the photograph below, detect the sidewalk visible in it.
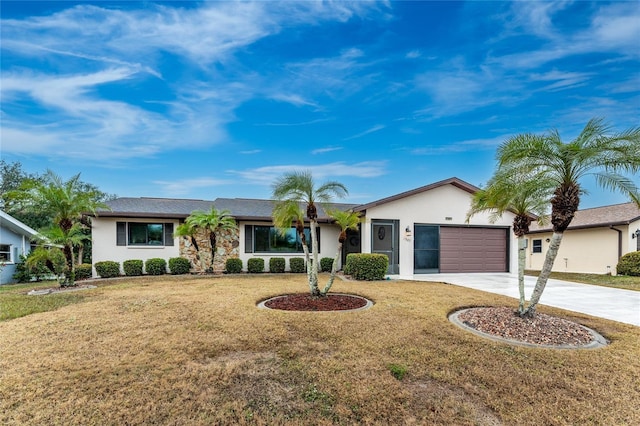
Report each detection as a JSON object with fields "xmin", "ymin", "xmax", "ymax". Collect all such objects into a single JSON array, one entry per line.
[{"xmin": 395, "ymin": 273, "xmax": 640, "ymax": 326}]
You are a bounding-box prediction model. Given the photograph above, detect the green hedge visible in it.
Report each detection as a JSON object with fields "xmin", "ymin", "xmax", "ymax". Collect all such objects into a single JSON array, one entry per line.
[
  {"xmin": 225, "ymin": 258, "xmax": 243, "ymax": 274},
  {"xmin": 320, "ymin": 257, "xmax": 334, "ymax": 273},
  {"xmin": 617, "ymin": 252, "xmax": 640, "ymax": 276},
  {"xmin": 94, "ymin": 261, "xmax": 121, "ymax": 278},
  {"xmin": 269, "ymin": 257, "xmax": 285, "ymax": 273},
  {"xmin": 345, "ymin": 253, "xmax": 389, "ymax": 281},
  {"xmin": 169, "ymin": 257, "xmax": 191, "ymax": 275},
  {"xmin": 75, "ymin": 264, "xmax": 93, "ymax": 281},
  {"xmin": 289, "ymin": 257, "xmax": 305, "ymax": 273},
  {"xmin": 145, "ymin": 258, "xmax": 167, "ymax": 275},
  {"xmin": 123, "ymin": 259, "xmax": 144, "ymax": 276},
  {"xmin": 247, "ymin": 258, "xmax": 265, "ymax": 273}
]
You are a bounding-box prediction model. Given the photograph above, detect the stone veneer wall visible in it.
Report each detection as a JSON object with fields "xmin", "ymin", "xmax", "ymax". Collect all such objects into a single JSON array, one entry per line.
[{"xmin": 179, "ymin": 227, "xmax": 240, "ymax": 273}]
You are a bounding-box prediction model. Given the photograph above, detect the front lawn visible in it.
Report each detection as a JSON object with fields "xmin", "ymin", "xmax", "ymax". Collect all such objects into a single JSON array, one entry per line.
[
  {"xmin": 1, "ymin": 275, "xmax": 638, "ymax": 425},
  {"xmin": 525, "ymin": 270, "xmax": 640, "ymax": 291}
]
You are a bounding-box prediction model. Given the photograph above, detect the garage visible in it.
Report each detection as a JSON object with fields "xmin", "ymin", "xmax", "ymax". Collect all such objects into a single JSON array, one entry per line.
[
  {"xmin": 414, "ymin": 225, "xmax": 509, "ymax": 273},
  {"xmin": 440, "ymin": 226, "xmax": 509, "ymax": 273}
]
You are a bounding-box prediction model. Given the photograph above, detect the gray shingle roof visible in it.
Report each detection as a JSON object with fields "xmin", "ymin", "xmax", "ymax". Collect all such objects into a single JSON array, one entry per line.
[
  {"xmin": 528, "ymin": 202, "xmax": 640, "ymax": 233},
  {"xmin": 96, "ymin": 197, "xmax": 359, "ymax": 222}
]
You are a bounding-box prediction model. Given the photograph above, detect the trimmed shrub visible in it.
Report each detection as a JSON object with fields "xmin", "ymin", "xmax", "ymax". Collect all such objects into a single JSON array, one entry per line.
[
  {"xmin": 320, "ymin": 257, "xmax": 334, "ymax": 273},
  {"xmin": 123, "ymin": 259, "xmax": 144, "ymax": 276},
  {"xmin": 94, "ymin": 261, "xmax": 121, "ymax": 278},
  {"xmin": 269, "ymin": 257, "xmax": 286, "ymax": 273},
  {"xmin": 169, "ymin": 257, "xmax": 191, "ymax": 275},
  {"xmin": 75, "ymin": 264, "xmax": 93, "ymax": 281},
  {"xmin": 345, "ymin": 253, "xmax": 389, "ymax": 281},
  {"xmin": 289, "ymin": 257, "xmax": 305, "ymax": 273},
  {"xmin": 145, "ymin": 258, "xmax": 167, "ymax": 275},
  {"xmin": 225, "ymin": 258, "xmax": 243, "ymax": 274},
  {"xmin": 247, "ymin": 258, "xmax": 265, "ymax": 273},
  {"xmin": 617, "ymin": 252, "xmax": 640, "ymax": 276}
]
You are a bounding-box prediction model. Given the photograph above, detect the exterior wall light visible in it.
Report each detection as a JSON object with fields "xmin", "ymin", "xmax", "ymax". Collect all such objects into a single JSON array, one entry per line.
[
  {"xmin": 632, "ymin": 229, "xmax": 640, "ymax": 239},
  {"xmin": 404, "ymin": 226, "xmax": 412, "ymax": 238}
]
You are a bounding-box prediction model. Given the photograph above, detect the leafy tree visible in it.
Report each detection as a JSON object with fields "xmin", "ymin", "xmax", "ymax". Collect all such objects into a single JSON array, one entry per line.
[
  {"xmin": 26, "ymin": 247, "xmax": 67, "ymax": 284},
  {"xmin": 272, "ymin": 170, "xmax": 348, "ymax": 296},
  {"xmin": 5, "ymin": 170, "xmax": 110, "ymax": 285},
  {"xmin": 498, "ymin": 118, "xmax": 640, "ymax": 316},
  {"xmin": 175, "ymin": 206, "xmax": 237, "ymax": 273},
  {"xmin": 0, "ymin": 160, "xmax": 50, "ymax": 229},
  {"xmin": 467, "ymin": 166, "xmax": 551, "ymax": 314},
  {"xmin": 321, "ymin": 209, "xmax": 361, "ymax": 294}
]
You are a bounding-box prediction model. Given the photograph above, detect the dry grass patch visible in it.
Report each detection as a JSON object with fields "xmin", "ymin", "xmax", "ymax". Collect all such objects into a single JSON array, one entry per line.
[{"xmin": 1, "ymin": 274, "xmax": 639, "ymax": 425}]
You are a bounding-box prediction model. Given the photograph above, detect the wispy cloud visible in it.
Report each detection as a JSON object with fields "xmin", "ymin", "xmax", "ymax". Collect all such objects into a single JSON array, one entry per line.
[
  {"xmin": 230, "ymin": 161, "xmax": 387, "ymax": 186},
  {"xmin": 153, "ymin": 177, "xmax": 233, "ymax": 197},
  {"xmin": 343, "ymin": 124, "xmax": 385, "ymax": 141},
  {"xmin": 311, "ymin": 146, "xmax": 343, "ymax": 155},
  {"xmin": 410, "ymin": 136, "xmax": 507, "ymax": 155}
]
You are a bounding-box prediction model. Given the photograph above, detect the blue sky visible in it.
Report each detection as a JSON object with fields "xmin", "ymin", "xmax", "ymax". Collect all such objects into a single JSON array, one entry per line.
[{"xmin": 1, "ymin": 1, "xmax": 638, "ymax": 209}]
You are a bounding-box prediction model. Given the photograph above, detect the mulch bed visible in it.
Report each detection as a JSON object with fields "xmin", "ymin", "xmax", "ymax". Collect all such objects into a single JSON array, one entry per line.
[
  {"xmin": 458, "ymin": 306, "xmax": 596, "ymax": 346},
  {"xmin": 263, "ymin": 293, "xmax": 369, "ymax": 311}
]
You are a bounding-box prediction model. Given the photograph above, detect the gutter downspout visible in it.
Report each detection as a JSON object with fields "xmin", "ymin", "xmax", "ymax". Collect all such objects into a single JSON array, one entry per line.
[{"xmin": 609, "ymin": 226, "xmax": 623, "ymax": 260}]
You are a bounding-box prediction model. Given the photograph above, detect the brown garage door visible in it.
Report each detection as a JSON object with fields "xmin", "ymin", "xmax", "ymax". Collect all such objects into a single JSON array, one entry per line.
[{"xmin": 440, "ymin": 227, "xmax": 509, "ymax": 273}]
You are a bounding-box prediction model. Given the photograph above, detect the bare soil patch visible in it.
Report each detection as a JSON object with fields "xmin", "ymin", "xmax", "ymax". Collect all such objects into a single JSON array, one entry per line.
[{"xmin": 261, "ymin": 293, "xmax": 370, "ymax": 311}]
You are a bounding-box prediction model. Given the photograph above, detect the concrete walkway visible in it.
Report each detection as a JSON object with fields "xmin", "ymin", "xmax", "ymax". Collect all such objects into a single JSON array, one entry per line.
[{"xmin": 392, "ymin": 273, "xmax": 640, "ymax": 326}]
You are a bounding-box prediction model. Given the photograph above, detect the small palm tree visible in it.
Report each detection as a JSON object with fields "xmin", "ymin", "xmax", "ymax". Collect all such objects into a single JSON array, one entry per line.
[
  {"xmin": 467, "ymin": 166, "xmax": 551, "ymax": 314},
  {"xmin": 8, "ymin": 170, "xmax": 108, "ymax": 285},
  {"xmin": 176, "ymin": 206, "xmax": 237, "ymax": 273},
  {"xmin": 272, "ymin": 171, "xmax": 348, "ymax": 296},
  {"xmin": 498, "ymin": 117, "xmax": 640, "ymax": 316},
  {"xmin": 321, "ymin": 209, "xmax": 361, "ymax": 294}
]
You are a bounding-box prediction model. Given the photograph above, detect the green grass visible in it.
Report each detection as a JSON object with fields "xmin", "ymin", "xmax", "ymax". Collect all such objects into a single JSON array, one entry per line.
[{"xmin": 525, "ymin": 271, "xmax": 640, "ymax": 291}]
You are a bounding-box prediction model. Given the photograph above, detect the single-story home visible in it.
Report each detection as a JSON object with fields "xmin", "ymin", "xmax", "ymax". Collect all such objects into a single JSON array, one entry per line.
[
  {"xmin": 526, "ymin": 202, "xmax": 640, "ymax": 275},
  {"xmin": 0, "ymin": 210, "xmax": 38, "ymax": 284},
  {"xmin": 91, "ymin": 177, "xmax": 519, "ymax": 278}
]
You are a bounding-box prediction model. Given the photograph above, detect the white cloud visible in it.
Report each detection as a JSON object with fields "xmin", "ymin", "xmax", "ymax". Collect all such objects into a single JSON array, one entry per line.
[
  {"xmin": 311, "ymin": 146, "xmax": 343, "ymax": 155},
  {"xmin": 343, "ymin": 124, "xmax": 385, "ymax": 141},
  {"xmin": 153, "ymin": 177, "xmax": 233, "ymax": 197},
  {"xmin": 230, "ymin": 161, "xmax": 387, "ymax": 186}
]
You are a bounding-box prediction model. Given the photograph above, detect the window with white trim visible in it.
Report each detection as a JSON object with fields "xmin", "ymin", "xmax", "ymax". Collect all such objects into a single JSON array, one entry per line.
[
  {"xmin": 0, "ymin": 244, "xmax": 12, "ymax": 262},
  {"xmin": 245, "ymin": 225, "xmax": 319, "ymax": 253},
  {"xmin": 116, "ymin": 222, "xmax": 174, "ymax": 247},
  {"xmin": 532, "ymin": 239, "xmax": 542, "ymax": 253}
]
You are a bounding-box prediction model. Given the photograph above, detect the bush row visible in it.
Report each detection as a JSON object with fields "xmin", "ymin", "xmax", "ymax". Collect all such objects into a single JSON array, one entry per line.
[
  {"xmin": 223, "ymin": 257, "xmax": 336, "ymax": 274},
  {"xmin": 93, "ymin": 257, "xmax": 191, "ymax": 278}
]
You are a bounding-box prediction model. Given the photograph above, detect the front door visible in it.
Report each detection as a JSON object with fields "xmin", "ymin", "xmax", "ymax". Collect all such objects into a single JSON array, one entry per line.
[{"xmin": 372, "ymin": 220, "xmax": 399, "ymax": 274}]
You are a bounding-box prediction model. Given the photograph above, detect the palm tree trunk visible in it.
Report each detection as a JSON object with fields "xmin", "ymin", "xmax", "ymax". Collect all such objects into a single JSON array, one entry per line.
[
  {"xmin": 309, "ymin": 220, "xmax": 320, "ymax": 296},
  {"xmin": 517, "ymin": 236, "xmax": 526, "ymax": 315},
  {"xmin": 524, "ymin": 231, "xmax": 564, "ymax": 317},
  {"xmin": 321, "ymin": 243, "xmax": 343, "ymax": 295}
]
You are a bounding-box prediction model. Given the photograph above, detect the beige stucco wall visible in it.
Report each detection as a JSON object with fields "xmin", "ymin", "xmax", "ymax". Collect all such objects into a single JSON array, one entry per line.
[
  {"xmin": 92, "ymin": 217, "xmax": 180, "ymax": 277},
  {"xmin": 360, "ymin": 184, "xmax": 517, "ymax": 278},
  {"xmin": 527, "ymin": 221, "xmax": 638, "ymax": 275},
  {"xmin": 237, "ymin": 221, "xmax": 342, "ymax": 272}
]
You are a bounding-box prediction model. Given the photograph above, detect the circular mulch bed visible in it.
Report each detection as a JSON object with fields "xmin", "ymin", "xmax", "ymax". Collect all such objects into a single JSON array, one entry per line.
[
  {"xmin": 258, "ymin": 293, "xmax": 373, "ymax": 312},
  {"xmin": 450, "ymin": 306, "xmax": 608, "ymax": 349}
]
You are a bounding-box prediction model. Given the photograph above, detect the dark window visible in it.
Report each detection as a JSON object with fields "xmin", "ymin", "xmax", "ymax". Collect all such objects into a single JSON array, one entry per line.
[
  {"xmin": 252, "ymin": 226, "xmax": 318, "ymax": 253},
  {"xmin": 0, "ymin": 244, "xmax": 11, "ymax": 262},
  {"xmin": 532, "ymin": 239, "xmax": 542, "ymax": 253},
  {"xmin": 127, "ymin": 223, "xmax": 168, "ymax": 246}
]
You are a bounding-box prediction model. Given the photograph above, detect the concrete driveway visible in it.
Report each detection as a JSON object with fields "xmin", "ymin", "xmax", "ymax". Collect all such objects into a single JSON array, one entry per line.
[{"xmin": 396, "ymin": 273, "xmax": 640, "ymax": 326}]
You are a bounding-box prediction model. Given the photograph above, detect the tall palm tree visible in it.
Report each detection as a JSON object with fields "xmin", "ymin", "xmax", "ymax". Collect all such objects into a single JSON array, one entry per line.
[
  {"xmin": 467, "ymin": 167, "xmax": 551, "ymax": 314},
  {"xmin": 10, "ymin": 170, "xmax": 108, "ymax": 285},
  {"xmin": 176, "ymin": 206, "xmax": 237, "ymax": 273},
  {"xmin": 498, "ymin": 118, "xmax": 640, "ymax": 316},
  {"xmin": 272, "ymin": 170, "xmax": 348, "ymax": 297},
  {"xmin": 321, "ymin": 209, "xmax": 361, "ymax": 295}
]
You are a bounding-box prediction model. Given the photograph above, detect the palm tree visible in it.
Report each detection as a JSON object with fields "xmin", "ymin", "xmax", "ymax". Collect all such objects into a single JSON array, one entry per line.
[
  {"xmin": 321, "ymin": 209, "xmax": 361, "ymax": 295},
  {"xmin": 467, "ymin": 166, "xmax": 551, "ymax": 314},
  {"xmin": 498, "ymin": 118, "xmax": 640, "ymax": 316},
  {"xmin": 9, "ymin": 170, "xmax": 108, "ymax": 285},
  {"xmin": 37, "ymin": 223, "xmax": 90, "ymax": 286},
  {"xmin": 272, "ymin": 170, "xmax": 348, "ymax": 297},
  {"xmin": 176, "ymin": 206, "xmax": 237, "ymax": 273}
]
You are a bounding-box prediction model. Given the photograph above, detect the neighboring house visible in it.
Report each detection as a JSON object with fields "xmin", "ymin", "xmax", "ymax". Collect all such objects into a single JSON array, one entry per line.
[
  {"xmin": 91, "ymin": 197, "xmax": 356, "ymax": 276},
  {"xmin": 526, "ymin": 202, "xmax": 640, "ymax": 275},
  {"xmin": 91, "ymin": 177, "xmax": 518, "ymax": 278},
  {"xmin": 0, "ymin": 210, "xmax": 38, "ymax": 285}
]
